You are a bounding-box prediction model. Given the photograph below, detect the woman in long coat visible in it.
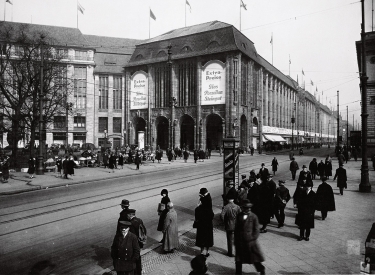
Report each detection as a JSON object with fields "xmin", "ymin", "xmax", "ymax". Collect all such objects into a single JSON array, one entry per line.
[
  {"xmin": 195, "ymin": 188, "xmax": 214, "ymax": 257},
  {"xmin": 27, "ymin": 157, "xmax": 35, "ymax": 179},
  {"xmin": 324, "ymin": 159, "xmax": 333, "ymax": 179},
  {"xmin": 234, "ymin": 199, "xmax": 265, "ymax": 274},
  {"xmin": 118, "ymin": 153, "xmax": 124, "ymax": 169},
  {"xmin": 157, "ymin": 189, "xmax": 171, "ymax": 241},
  {"xmin": 162, "ymin": 202, "xmax": 179, "ymax": 253}
]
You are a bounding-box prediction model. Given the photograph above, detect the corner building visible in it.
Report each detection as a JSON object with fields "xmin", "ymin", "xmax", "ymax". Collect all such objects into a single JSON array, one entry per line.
[{"xmin": 124, "ymin": 21, "xmax": 300, "ymax": 151}]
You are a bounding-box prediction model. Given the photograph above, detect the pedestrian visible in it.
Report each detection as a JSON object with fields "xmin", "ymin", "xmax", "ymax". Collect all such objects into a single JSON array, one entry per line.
[
  {"xmin": 372, "ymin": 154, "xmax": 375, "ymax": 171},
  {"xmin": 352, "ymin": 147, "xmax": 358, "ymax": 161},
  {"xmin": 118, "ymin": 153, "xmax": 124, "ymax": 169},
  {"xmin": 198, "ymin": 148, "xmax": 205, "ymax": 162},
  {"xmin": 223, "ymin": 180, "xmax": 238, "ymax": 205},
  {"xmin": 258, "ymin": 163, "xmax": 269, "ymax": 183},
  {"xmin": 103, "ymin": 152, "xmax": 108, "ymax": 168},
  {"xmin": 271, "ymin": 157, "xmax": 278, "ymax": 175},
  {"xmin": 297, "ymin": 165, "xmax": 312, "ymax": 186},
  {"xmin": 289, "ymin": 150, "xmax": 294, "ymax": 160},
  {"xmin": 134, "ymin": 150, "xmax": 141, "ymax": 170},
  {"xmin": 240, "ymin": 174, "xmax": 249, "ymax": 189},
  {"xmin": 56, "ymin": 157, "xmax": 62, "ymax": 178},
  {"xmin": 63, "ymin": 156, "xmax": 69, "ymax": 179},
  {"xmin": 109, "ymin": 152, "xmax": 116, "ymax": 172},
  {"xmin": 155, "ymin": 145, "xmax": 162, "ymax": 163},
  {"xmin": 194, "ymin": 188, "xmax": 214, "ymax": 257},
  {"xmin": 189, "ymin": 254, "xmax": 208, "ymax": 275},
  {"xmin": 250, "ymin": 145, "xmax": 255, "ymax": 156},
  {"xmin": 157, "ymin": 189, "xmax": 170, "ymax": 243},
  {"xmin": 296, "ymin": 181, "xmax": 316, "ymax": 241},
  {"xmin": 274, "ymin": 180, "xmax": 291, "ymax": 228},
  {"xmin": 333, "ymin": 163, "xmax": 347, "ymax": 195},
  {"xmin": 117, "ymin": 199, "xmax": 131, "ymax": 234},
  {"xmin": 1, "ymin": 157, "xmax": 9, "ymax": 183},
  {"xmin": 27, "ymin": 156, "xmax": 35, "ymax": 179},
  {"xmin": 317, "ymin": 160, "xmax": 325, "ymax": 180},
  {"xmin": 193, "ymin": 149, "xmax": 198, "ymax": 163},
  {"xmin": 68, "ymin": 155, "xmax": 75, "ymax": 177},
  {"xmin": 220, "ymin": 193, "xmax": 241, "ymax": 257},
  {"xmin": 234, "ymin": 199, "xmax": 265, "ymax": 275},
  {"xmin": 309, "ymin": 158, "xmax": 318, "ymax": 180},
  {"xmin": 315, "ymin": 176, "xmax": 336, "ymax": 220},
  {"xmin": 162, "ymin": 202, "xmax": 179, "ymax": 253},
  {"xmin": 289, "ymin": 157, "xmax": 299, "ymax": 181},
  {"xmin": 257, "ymin": 173, "xmax": 275, "ymax": 233},
  {"xmin": 183, "ymin": 148, "xmax": 190, "ymax": 163},
  {"xmin": 127, "ymin": 209, "xmax": 146, "ymax": 275},
  {"xmin": 337, "ymin": 152, "xmax": 346, "ymax": 166},
  {"xmin": 343, "ymin": 147, "xmax": 349, "ymax": 163},
  {"xmin": 324, "ymin": 158, "xmax": 332, "ymax": 179},
  {"xmin": 111, "ymin": 221, "xmax": 140, "ymax": 275}
]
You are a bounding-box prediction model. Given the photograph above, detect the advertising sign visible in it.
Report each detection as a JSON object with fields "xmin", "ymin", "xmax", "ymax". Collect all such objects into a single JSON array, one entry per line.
[
  {"xmin": 138, "ymin": 131, "xmax": 145, "ymax": 149},
  {"xmin": 201, "ymin": 61, "xmax": 226, "ymax": 105},
  {"xmin": 130, "ymin": 71, "xmax": 148, "ymax": 110},
  {"xmin": 223, "ymin": 149, "xmax": 238, "ymax": 179}
]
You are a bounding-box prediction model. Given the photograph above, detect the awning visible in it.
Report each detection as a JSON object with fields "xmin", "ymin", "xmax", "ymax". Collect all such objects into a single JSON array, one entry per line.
[{"xmin": 263, "ymin": 134, "xmax": 287, "ymax": 143}]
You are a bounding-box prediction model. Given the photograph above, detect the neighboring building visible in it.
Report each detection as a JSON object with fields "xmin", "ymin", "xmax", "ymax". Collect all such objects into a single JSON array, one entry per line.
[
  {"xmin": 356, "ymin": 31, "xmax": 375, "ymax": 155},
  {"xmin": 1, "ymin": 20, "xmax": 336, "ymax": 151}
]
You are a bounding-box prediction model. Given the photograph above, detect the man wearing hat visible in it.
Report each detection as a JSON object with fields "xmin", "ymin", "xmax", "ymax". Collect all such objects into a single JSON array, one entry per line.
[
  {"xmin": 333, "ymin": 163, "xmax": 347, "ymax": 195},
  {"xmin": 274, "ymin": 180, "xmax": 291, "ymax": 228},
  {"xmin": 257, "ymin": 173, "xmax": 275, "ymax": 232},
  {"xmin": 111, "ymin": 221, "xmax": 140, "ymax": 275},
  {"xmin": 297, "ymin": 164, "xmax": 312, "ymax": 186},
  {"xmin": 258, "ymin": 163, "xmax": 269, "ymax": 183},
  {"xmin": 296, "ymin": 181, "xmax": 316, "ymax": 241},
  {"xmin": 315, "ymin": 176, "xmax": 335, "ymax": 220},
  {"xmin": 127, "ymin": 209, "xmax": 146, "ymax": 275},
  {"xmin": 220, "ymin": 192, "xmax": 241, "ymax": 257},
  {"xmin": 234, "ymin": 199, "xmax": 265, "ymax": 275},
  {"xmin": 117, "ymin": 200, "xmax": 131, "ymax": 235},
  {"xmin": 289, "ymin": 157, "xmax": 299, "ymax": 181},
  {"xmin": 223, "ymin": 180, "xmax": 238, "ymax": 205}
]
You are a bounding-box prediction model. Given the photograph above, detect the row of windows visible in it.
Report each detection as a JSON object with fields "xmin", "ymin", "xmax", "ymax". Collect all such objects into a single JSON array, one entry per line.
[
  {"xmin": 98, "ymin": 117, "xmax": 122, "ymax": 133},
  {"xmin": 99, "ymin": 76, "xmax": 123, "ymax": 110},
  {"xmin": 54, "ymin": 116, "xmax": 122, "ymax": 133}
]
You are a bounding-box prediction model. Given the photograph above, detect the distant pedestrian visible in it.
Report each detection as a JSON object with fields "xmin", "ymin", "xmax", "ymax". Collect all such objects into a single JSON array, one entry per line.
[
  {"xmin": 333, "ymin": 163, "xmax": 347, "ymax": 195},
  {"xmin": 337, "ymin": 152, "xmax": 346, "ymax": 166},
  {"xmin": 195, "ymin": 188, "xmax": 214, "ymax": 257},
  {"xmin": 352, "ymin": 147, "xmax": 358, "ymax": 161},
  {"xmin": 324, "ymin": 158, "xmax": 332, "ymax": 179},
  {"xmin": 111, "ymin": 221, "xmax": 140, "ymax": 275},
  {"xmin": 220, "ymin": 195, "xmax": 241, "ymax": 257},
  {"xmin": 289, "ymin": 157, "xmax": 299, "ymax": 180},
  {"xmin": 68, "ymin": 156, "xmax": 75, "ymax": 177},
  {"xmin": 234, "ymin": 199, "xmax": 265, "ymax": 275},
  {"xmin": 127, "ymin": 209, "xmax": 146, "ymax": 275},
  {"xmin": 118, "ymin": 153, "xmax": 124, "ymax": 169},
  {"xmin": 162, "ymin": 202, "xmax": 179, "ymax": 253},
  {"xmin": 134, "ymin": 150, "xmax": 141, "ymax": 170},
  {"xmin": 309, "ymin": 158, "xmax": 318, "ymax": 180},
  {"xmin": 103, "ymin": 153, "xmax": 108, "ymax": 168},
  {"xmin": 271, "ymin": 157, "xmax": 278, "ymax": 175},
  {"xmin": 296, "ymin": 181, "xmax": 316, "ymax": 241},
  {"xmin": 1, "ymin": 158, "xmax": 9, "ymax": 183},
  {"xmin": 183, "ymin": 149, "xmax": 190, "ymax": 163},
  {"xmin": 250, "ymin": 145, "xmax": 254, "ymax": 156},
  {"xmin": 157, "ymin": 189, "xmax": 170, "ymax": 243},
  {"xmin": 317, "ymin": 160, "xmax": 325, "ymax": 179},
  {"xmin": 198, "ymin": 148, "xmax": 205, "ymax": 162},
  {"xmin": 315, "ymin": 176, "xmax": 335, "ymax": 220},
  {"xmin": 372, "ymin": 154, "xmax": 375, "ymax": 170},
  {"xmin": 258, "ymin": 163, "xmax": 269, "ymax": 183},
  {"xmin": 109, "ymin": 153, "xmax": 116, "ymax": 172},
  {"xmin": 274, "ymin": 180, "xmax": 291, "ymax": 228},
  {"xmin": 56, "ymin": 157, "xmax": 62, "ymax": 178},
  {"xmin": 297, "ymin": 165, "xmax": 312, "ymax": 186},
  {"xmin": 63, "ymin": 156, "xmax": 69, "ymax": 179},
  {"xmin": 193, "ymin": 149, "xmax": 198, "ymax": 163},
  {"xmin": 27, "ymin": 157, "xmax": 35, "ymax": 179}
]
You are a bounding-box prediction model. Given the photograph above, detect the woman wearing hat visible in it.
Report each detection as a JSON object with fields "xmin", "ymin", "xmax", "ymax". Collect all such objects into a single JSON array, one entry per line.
[
  {"xmin": 194, "ymin": 188, "xmax": 214, "ymax": 257},
  {"xmin": 234, "ymin": 199, "xmax": 265, "ymax": 275},
  {"xmin": 157, "ymin": 189, "xmax": 171, "ymax": 243}
]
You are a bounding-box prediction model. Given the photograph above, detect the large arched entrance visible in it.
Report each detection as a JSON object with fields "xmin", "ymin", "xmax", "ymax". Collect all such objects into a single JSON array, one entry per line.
[
  {"xmin": 180, "ymin": 115, "xmax": 195, "ymax": 150},
  {"xmin": 134, "ymin": 117, "xmax": 146, "ymax": 145},
  {"xmin": 206, "ymin": 114, "xmax": 223, "ymax": 150},
  {"xmin": 156, "ymin": 116, "xmax": 169, "ymax": 150},
  {"xmin": 240, "ymin": 115, "xmax": 247, "ymax": 148}
]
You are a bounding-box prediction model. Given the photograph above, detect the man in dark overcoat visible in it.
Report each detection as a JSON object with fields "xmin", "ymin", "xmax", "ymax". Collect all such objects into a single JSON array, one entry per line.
[
  {"xmin": 67, "ymin": 156, "xmax": 75, "ymax": 177},
  {"xmin": 62, "ymin": 156, "xmax": 69, "ymax": 179},
  {"xmin": 315, "ymin": 176, "xmax": 335, "ymax": 220},
  {"xmin": 111, "ymin": 221, "xmax": 140, "ymax": 275},
  {"xmin": 274, "ymin": 180, "xmax": 291, "ymax": 228},
  {"xmin": 296, "ymin": 181, "xmax": 316, "ymax": 241},
  {"xmin": 127, "ymin": 209, "xmax": 146, "ymax": 275},
  {"xmin": 317, "ymin": 160, "xmax": 325, "ymax": 179},
  {"xmin": 309, "ymin": 158, "xmax": 318, "ymax": 180},
  {"xmin": 297, "ymin": 165, "xmax": 312, "ymax": 186},
  {"xmin": 258, "ymin": 163, "xmax": 269, "ymax": 183},
  {"xmin": 289, "ymin": 158, "xmax": 299, "ymax": 180},
  {"xmin": 257, "ymin": 173, "xmax": 274, "ymax": 233},
  {"xmin": 234, "ymin": 199, "xmax": 265, "ymax": 275},
  {"xmin": 271, "ymin": 157, "xmax": 278, "ymax": 175},
  {"xmin": 193, "ymin": 149, "xmax": 198, "ymax": 163},
  {"xmin": 247, "ymin": 177, "xmax": 260, "ymax": 217},
  {"xmin": 333, "ymin": 163, "xmax": 347, "ymax": 195}
]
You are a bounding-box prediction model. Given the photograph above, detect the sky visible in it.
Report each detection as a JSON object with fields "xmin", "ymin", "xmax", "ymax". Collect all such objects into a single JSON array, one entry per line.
[{"xmin": 1, "ymin": 0, "xmax": 373, "ymax": 129}]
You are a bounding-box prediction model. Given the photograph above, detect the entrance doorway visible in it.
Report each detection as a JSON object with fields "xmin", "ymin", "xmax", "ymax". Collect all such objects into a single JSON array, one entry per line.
[
  {"xmin": 240, "ymin": 115, "xmax": 247, "ymax": 149},
  {"xmin": 206, "ymin": 114, "xmax": 223, "ymax": 150},
  {"xmin": 134, "ymin": 117, "xmax": 146, "ymax": 146},
  {"xmin": 180, "ymin": 115, "xmax": 194, "ymax": 150},
  {"xmin": 156, "ymin": 116, "xmax": 169, "ymax": 150}
]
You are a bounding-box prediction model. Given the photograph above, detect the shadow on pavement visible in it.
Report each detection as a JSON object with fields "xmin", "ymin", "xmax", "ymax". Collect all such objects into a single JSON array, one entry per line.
[
  {"xmin": 27, "ymin": 260, "xmax": 56, "ymax": 275},
  {"xmin": 91, "ymin": 245, "xmax": 112, "ymax": 270},
  {"xmin": 266, "ymin": 228, "xmax": 300, "ymax": 240}
]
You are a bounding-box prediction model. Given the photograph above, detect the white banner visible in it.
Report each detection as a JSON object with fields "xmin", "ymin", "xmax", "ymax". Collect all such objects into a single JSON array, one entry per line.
[
  {"xmin": 138, "ymin": 131, "xmax": 145, "ymax": 149},
  {"xmin": 130, "ymin": 71, "xmax": 148, "ymax": 110},
  {"xmin": 201, "ymin": 61, "xmax": 225, "ymax": 105}
]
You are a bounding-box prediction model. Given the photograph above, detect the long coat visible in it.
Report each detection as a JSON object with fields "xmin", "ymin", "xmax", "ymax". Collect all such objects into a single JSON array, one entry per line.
[
  {"xmin": 315, "ymin": 182, "xmax": 336, "ymax": 212},
  {"xmin": 234, "ymin": 211, "xmax": 265, "ymax": 264},
  {"xmin": 118, "ymin": 155, "xmax": 124, "ymax": 166},
  {"xmin": 195, "ymin": 196, "xmax": 214, "ymax": 248},
  {"xmin": 67, "ymin": 159, "xmax": 75, "ymax": 175},
  {"xmin": 289, "ymin": 160, "xmax": 299, "ymax": 172},
  {"xmin": 220, "ymin": 201, "xmax": 241, "ymax": 231},
  {"xmin": 157, "ymin": 196, "xmax": 170, "ymax": 231},
  {"xmin": 309, "ymin": 160, "xmax": 318, "ymax": 175},
  {"xmin": 162, "ymin": 208, "xmax": 179, "ymax": 251},
  {"xmin": 258, "ymin": 167, "xmax": 269, "ymax": 183},
  {"xmin": 271, "ymin": 159, "xmax": 278, "ymax": 172},
  {"xmin": 247, "ymin": 184, "xmax": 261, "ymax": 216},
  {"xmin": 325, "ymin": 161, "xmax": 332, "ymax": 177},
  {"xmin": 27, "ymin": 158, "xmax": 35, "ymax": 174},
  {"xmin": 256, "ymin": 182, "xmax": 274, "ymax": 225},
  {"xmin": 334, "ymin": 167, "xmax": 347, "ymax": 188},
  {"xmin": 296, "ymin": 190, "xmax": 316, "ymax": 229},
  {"xmin": 111, "ymin": 232, "xmax": 140, "ymax": 272},
  {"xmin": 317, "ymin": 162, "xmax": 325, "ymax": 177}
]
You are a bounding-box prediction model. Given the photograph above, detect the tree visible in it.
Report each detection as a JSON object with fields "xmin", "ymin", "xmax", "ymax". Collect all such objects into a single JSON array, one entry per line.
[{"xmin": 0, "ymin": 22, "xmax": 72, "ymax": 168}]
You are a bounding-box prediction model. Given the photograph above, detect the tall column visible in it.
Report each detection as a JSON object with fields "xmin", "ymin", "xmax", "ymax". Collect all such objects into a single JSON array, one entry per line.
[
  {"xmin": 259, "ymin": 68, "xmax": 264, "ymax": 153},
  {"xmin": 264, "ymin": 73, "xmax": 269, "ymax": 126},
  {"xmin": 269, "ymin": 76, "xmax": 273, "ymax": 126},
  {"xmin": 197, "ymin": 60, "xmax": 202, "ymax": 148}
]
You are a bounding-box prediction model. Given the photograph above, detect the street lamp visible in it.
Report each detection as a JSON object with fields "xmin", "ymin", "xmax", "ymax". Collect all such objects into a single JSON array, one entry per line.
[
  {"xmin": 104, "ymin": 129, "xmax": 108, "ymax": 153},
  {"xmin": 291, "ymin": 117, "xmax": 295, "ymax": 150}
]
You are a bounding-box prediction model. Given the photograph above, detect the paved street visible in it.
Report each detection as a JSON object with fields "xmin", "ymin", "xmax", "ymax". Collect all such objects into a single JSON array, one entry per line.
[{"xmin": 0, "ymin": 148, "xmax": 374, "ymax": 274}]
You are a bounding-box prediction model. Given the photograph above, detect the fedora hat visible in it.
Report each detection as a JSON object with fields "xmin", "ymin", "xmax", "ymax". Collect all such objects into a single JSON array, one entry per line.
[{"xmin": 120, "ymin": 199, "xmax": 129, "ymax": 206}]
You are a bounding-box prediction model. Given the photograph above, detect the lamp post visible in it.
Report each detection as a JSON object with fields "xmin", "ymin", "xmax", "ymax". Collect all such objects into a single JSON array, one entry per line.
[
  {"xmin": 328, "ymin": 120, "xmax": 330, "ymax": 148},
  {"xmin": 291, "ymin": 117, "xmax": 295, "ymax": 150},
  {"xmin": 104, "ymin": 129, "xmax": 108, "ymax": 153},
  {"xmin": 36, "ymin": 35, "xmax": 45, "ymax": 175}
]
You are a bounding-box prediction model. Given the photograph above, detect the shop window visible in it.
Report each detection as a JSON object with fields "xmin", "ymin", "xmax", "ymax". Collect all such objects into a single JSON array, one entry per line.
[{"xmin": 74, "ymin": 116, "xmax": 86, "ymax": 128}]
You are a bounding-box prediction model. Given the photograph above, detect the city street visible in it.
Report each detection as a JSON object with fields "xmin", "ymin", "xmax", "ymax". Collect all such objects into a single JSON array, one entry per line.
[{"xmin": 0, "ymin": 148, "xmax": 374, "ymax": 274}]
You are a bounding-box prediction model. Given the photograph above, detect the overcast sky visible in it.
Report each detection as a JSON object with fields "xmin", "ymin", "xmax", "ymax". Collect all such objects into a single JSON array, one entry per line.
[{"xmin": 2, "ymin": 0, "xmax": 373, "ymax": 128}]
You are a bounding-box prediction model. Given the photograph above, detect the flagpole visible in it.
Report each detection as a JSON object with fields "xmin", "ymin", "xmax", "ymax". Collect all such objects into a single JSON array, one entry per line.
[
  {"xmin": 149, "ymin": 8, "xmax": 150, "ymax": 39},
  {"xmin": 240, "ymin": 0, "xmax": 241, "ymax": 31},
  {"xmin": 4, "ymin": 0, "xmax": 6, "ymax": 21},
  {"xmin": 289, "ymin": 54, "xmax": 290, "ymax": 76},
  {"xmin": 272, "ymin": 33, "xmax": 273, "ymax": 65},
  {"xmin": 185, "ymin": 0, "xmax": 186, "ymax": 27},
  {"xmin": 77, "ymin": 0, "xmax": 78, "ymax": 29}
]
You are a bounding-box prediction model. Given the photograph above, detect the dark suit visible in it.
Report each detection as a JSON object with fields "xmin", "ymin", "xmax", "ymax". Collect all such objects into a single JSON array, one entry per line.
[
  {"xmin": 258, "ymin": 167, "xmax": 269, "ymax": 182},
  {"xmin": 333, "ymin": 167, "xmax": 347, "ymax": 195},
  {"xmin": 297, "ymin": 190, "xmax": 316, "ymax": 239},
  {"xmin": 111, "ymin": 232, "xmax": 140, "ymax": 275},
  {"xmin": 129, "ymin": 217, "xmax": 146, "ymax": 275}
]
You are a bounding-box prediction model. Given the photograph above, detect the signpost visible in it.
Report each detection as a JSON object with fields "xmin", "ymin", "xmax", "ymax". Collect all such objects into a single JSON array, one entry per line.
[{"xmin": 223, "ymin": 136, "xmax": 239, "ymax": 204}]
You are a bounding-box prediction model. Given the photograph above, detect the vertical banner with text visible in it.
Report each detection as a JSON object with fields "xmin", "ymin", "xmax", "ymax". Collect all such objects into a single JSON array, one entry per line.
[
  {"xmin": 201, "ymin": 60, "xmax": 226, "ymax": 105},
  {"xmin": 130, "ymin": 71, "xmax": 148, "ymax": 110}
]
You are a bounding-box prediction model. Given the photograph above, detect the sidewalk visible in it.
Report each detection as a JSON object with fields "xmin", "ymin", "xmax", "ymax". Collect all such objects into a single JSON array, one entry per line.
[{"xmin": 137, "ymin": 159, "xmax": 374, "ymax": 275}]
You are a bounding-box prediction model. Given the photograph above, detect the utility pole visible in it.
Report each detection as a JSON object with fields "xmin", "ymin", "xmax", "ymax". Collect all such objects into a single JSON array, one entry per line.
[
  {"xmin": 359, "ymin": 0, "xmax": 371, "ymax": 192},
  {"xmin": 346, "ymin": 106, "xmax": 349, "ymax": 148},
  {"xmin": 336, "ymin": 91, "xmax": 340, "ymax": 149},
  {"xmin": 36, "ymin": 35, "xmax": 45, "ymax": 175}
]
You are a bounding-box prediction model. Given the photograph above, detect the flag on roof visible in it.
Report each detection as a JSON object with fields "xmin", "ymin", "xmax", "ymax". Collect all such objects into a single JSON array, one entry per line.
[
  {"xmin": 186, "ymin": 0, "xmax": 191, "ymax": 12},
  {"xmin": 310, "ymin": 80, "xmax": 314, "ymax": 86},
  {"xmin": 77, "ymin": 2, "xmax": 85, "ymax": 14},
  {"xmin": 302, "ymin": 69, "xmax": 305, "ymax": 76},
  {"xmin": 270, "ymin": 34, "xmax": 273, "ymax": 44},
  {"xmin": 150, "ymin": 9, "xmax": 156, "ymax": 20},
  {"xmin": 241, "ymin": 0, "xmax": 247, "ymax": 10},
  {"xmin": 289, "ymin": 55, "xmax": 291, "ymax": 64}
]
